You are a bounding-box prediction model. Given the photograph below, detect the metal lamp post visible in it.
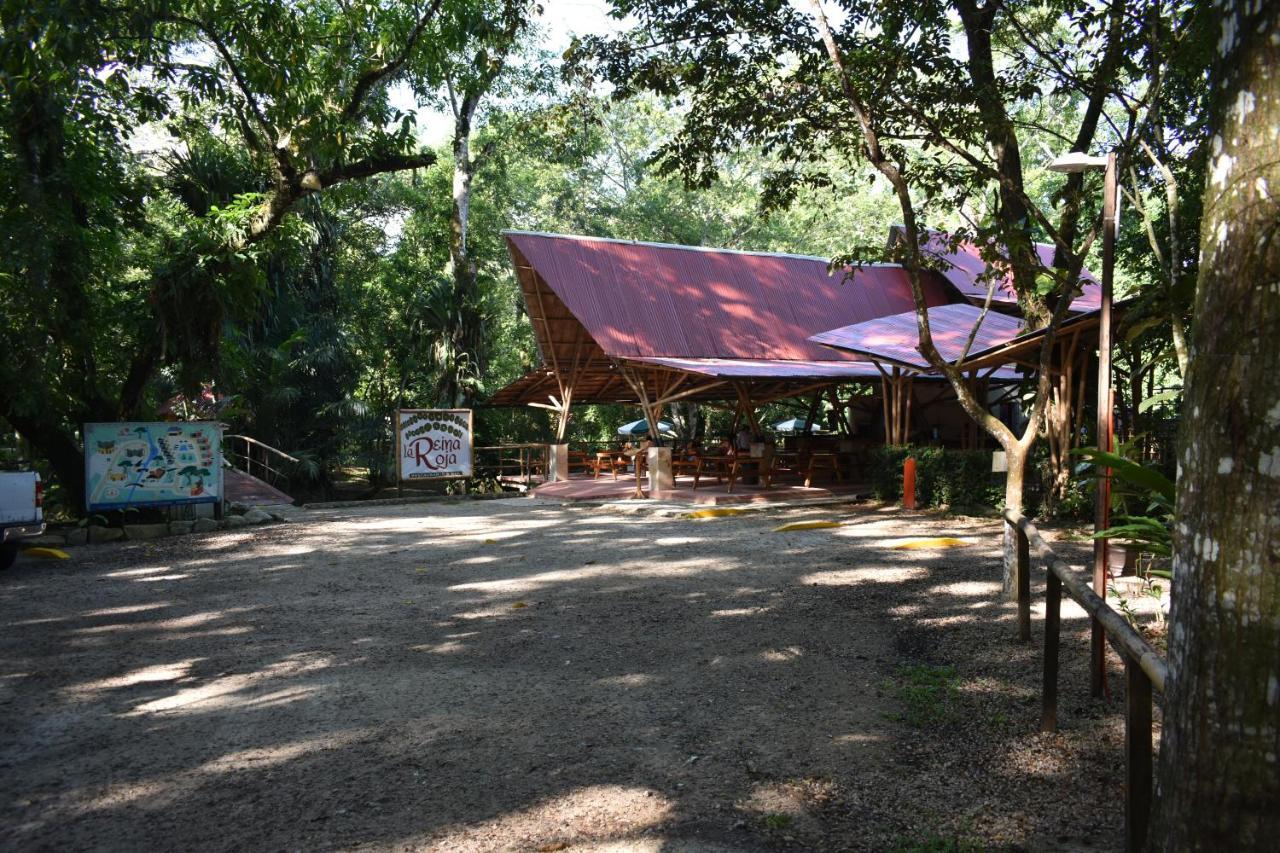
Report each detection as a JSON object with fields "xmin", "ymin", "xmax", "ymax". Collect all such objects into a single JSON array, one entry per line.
[{"xmin": 1049, "ymin": 150, "xmax": 1116, "ymax": 698}]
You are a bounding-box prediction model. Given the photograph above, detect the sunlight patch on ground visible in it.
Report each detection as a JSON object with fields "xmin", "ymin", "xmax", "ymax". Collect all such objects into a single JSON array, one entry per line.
[
  {"xmin": 595, "ymin": 673, "xmax": 658, "ymax": 687},
  {"xmin": 799, "ymin": 566, "xmax": 927, "ymax": 585},
  {"xmin": 928, "ymin": 580, "xmax": 1002, "ymax": 598},
  {"xmin": 409, "ymin": 640, "xmax": 466, "ymax": 655},
  {"xmin": 102, "ymin": 565, "xmax": 179, "ymax": 579},
  {"xmin": 761, "ymin": 646, "xmax": 803, "ymax": 662},
  {"xmin": 419, "ymin": 784, "xmax": 672, "ymax": 851},
  {"xmin": 709, "ymin": 607, "xmax": 769, "ymax": 617},
  {"xmin": 81, "ymin": 731, "xmax": 368, "ymax": 812},
  {"xmin": 65, "ymin": 658, "xmax": 202, "ymax": 700},
  {"xmin": 128, "ymin": 653, "xmax": 333, "ymax": 715},
  {"xmin": 69, "ymin": 607, "xmax": 252, "ymax": 635}
]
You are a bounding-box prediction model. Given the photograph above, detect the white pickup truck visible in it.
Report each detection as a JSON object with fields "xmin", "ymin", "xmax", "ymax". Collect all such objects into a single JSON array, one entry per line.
[{"xmin": 1, "ymin": 471, "xmax": 45, "ymax": 570}]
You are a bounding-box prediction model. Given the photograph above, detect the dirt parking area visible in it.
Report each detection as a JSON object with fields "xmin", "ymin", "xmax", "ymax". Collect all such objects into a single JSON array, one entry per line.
[{"xmin": 1, "ymin": 499, "xmax": 1135, "ymax": 851}]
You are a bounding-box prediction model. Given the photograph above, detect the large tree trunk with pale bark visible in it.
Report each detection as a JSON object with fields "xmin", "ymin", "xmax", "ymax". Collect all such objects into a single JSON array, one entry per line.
[{"xmin": 1149, "ymin": 1, "xmax": 1280, "ymax": 847}]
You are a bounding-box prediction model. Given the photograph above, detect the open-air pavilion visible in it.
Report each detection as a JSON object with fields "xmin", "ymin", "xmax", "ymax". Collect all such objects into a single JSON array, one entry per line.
[{"xmin": 486, "ymin": 229, "xmax": 1105, "ymax": 501}]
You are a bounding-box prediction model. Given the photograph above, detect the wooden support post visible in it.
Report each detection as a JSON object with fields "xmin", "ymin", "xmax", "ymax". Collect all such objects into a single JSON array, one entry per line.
[
  {"xmin": 1017, "ymin": 524, "xmax": 1031, "ymax": 643},
  {"xmin": 1042, "ymin": 570, "xmax": 1062, "ymax": 732},
  {"xmin": 880, "ymin": 373, "xmax": 892, "ymax": 443},
  {"xmin": 1125, "ymin": 658, "xmax": 1154, "ymax": 853},
  {"xmin": 904, "ymin": 374, "xmax": 914, "ymax": 443}
]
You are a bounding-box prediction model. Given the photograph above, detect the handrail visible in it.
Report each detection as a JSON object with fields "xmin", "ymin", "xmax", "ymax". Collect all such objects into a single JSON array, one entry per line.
[
  {"xmin": 1003, "ymin": 508, "xmax": 1166, "ymax": 852},
  {"xmin": 1004, "ymin": 509, "xmax": 1168, "ymax": 692},
  {"xmin": 224, "ymin": 434, "xmax": 300, "ymax": 464},
  {"xmin": 473, "ymin": 444, "xmax": 549, "ymax": 487},
  {"xmin": 224, "ymin": 434, "xmax": 299, "ymax": 486}
]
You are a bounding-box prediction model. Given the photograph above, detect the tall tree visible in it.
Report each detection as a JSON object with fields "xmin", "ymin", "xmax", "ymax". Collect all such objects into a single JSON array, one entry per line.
[
  {"xmin": 426, "ymin": 0, "xmax": 539, "ymax": 407},
  {"xmin": 1149, "ymin": 0, "xmax": 1280, "ymax": 845},
  {"xmin": 0, "ymin": 0, "xmax": 491, "ymax": 507},
  {"xmin": 577, "ymin": 0, "xmax": 1173, "ymax": 594}
]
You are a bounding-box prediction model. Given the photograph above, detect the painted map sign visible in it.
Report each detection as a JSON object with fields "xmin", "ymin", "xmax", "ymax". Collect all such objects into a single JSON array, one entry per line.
[
  {"xmin": 85, "ymin": 422, "xmax": 222, "ymax": 511},
  {"xmin": 397, "ymin": 409, "xmax": 473, "ymax": 481}
]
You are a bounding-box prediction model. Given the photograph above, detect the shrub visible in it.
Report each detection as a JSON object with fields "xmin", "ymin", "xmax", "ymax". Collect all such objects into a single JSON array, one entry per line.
[{"xmin": 869, "ymin": 446, "xmax": 1004, "ymax": 510}]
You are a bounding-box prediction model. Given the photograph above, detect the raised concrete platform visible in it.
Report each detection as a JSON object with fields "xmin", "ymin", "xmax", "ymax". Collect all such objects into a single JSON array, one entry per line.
[{"xmin": 531, "ymin": 473, "xmax": 867, "ymax": 506}]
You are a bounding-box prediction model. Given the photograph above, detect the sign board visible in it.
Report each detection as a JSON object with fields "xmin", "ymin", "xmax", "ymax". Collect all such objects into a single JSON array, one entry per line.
[
  {"xmin": 397, "ymin": 409, "xmax": 473, "ymax": 481},
  {"xmin": 85, "ymin": 422, "xmax": 222, "ymax": 511}
]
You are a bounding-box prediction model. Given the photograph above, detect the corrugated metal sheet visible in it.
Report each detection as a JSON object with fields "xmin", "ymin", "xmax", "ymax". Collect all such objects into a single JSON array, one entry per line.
[
  {"xmin": 894, "ymin": 227, "xmax": 1102, "ymax": 311},
  {"xmin": 506, "ymin": 231, "xmax": 953, "ymax": 362},
  {"xmin": 631, "ymin": 357, "xmax": 885, "ymax": 379},
  {"xmin": 810, "ymin": 304, "xmax": 1027, "ymax": 370}
]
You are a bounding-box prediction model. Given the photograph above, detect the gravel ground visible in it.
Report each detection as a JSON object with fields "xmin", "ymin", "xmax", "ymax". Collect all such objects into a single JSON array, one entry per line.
[{"xmin": 0, "ymin": 499, "xmax": 1150, "ymax": 851}]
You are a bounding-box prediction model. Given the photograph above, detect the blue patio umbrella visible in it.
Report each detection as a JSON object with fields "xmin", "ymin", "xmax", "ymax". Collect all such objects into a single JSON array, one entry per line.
[
  {"xmin": 771, "ymin": 417, "xmax": 820, "ymax": 434},
  {"xmin": 617, "ymin": 418, "xmax": 676, "ymax": 437}
]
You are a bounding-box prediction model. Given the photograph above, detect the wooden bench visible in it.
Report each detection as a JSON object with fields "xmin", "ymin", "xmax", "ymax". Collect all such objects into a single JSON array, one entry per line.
[
  {"xmin": 593, "ymin": 451, "xmax": 629, "ymax": 480},
  {"xmin": 802, "ymin": 452, "xmax": 843, "ymax": 488},
  {"xmin": 672, "ymin": 453, "xmax": 704, "ymax": 489},
  {"xmin": 567, "ymin": 450, "xmax": 594, "ymax": 475},
  {"xmin": 725, "ymin": 452, "xmax": 776, "ymax": 493}
]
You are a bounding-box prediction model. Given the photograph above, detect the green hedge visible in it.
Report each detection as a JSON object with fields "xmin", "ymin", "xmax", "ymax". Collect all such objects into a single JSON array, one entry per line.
[{"xmin": 869, "ymin": 446, "xmax": 1005, "ymax": 510}]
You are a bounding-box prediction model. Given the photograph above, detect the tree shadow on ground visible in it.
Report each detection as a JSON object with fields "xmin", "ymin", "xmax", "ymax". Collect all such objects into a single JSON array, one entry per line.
[{"xmin": 0, "ymin": 500, "xmax": 1134, "ymax": 851}]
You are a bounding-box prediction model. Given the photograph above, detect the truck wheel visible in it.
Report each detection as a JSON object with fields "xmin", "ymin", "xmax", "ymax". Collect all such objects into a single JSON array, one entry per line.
[{"xmin": 0, "ymin": 543, "xmax": 18, "ymax": 571}]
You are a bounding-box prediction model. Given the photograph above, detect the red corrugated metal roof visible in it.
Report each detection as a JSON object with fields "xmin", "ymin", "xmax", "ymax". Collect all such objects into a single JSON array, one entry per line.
[
  {"xmin": 891, "ymin": 227, "xmax": 1102, "ymax": 311},
  {"xmin": 631, "ymin": 357, "xmax": 885, "ymax": 379},
  {"xmin": 810, "ymin": 304, "xmax": 1027, "ymax": 370},
  {"xmin": 506, "ymin": 231, "xmax": 953, "ymax": 362}
]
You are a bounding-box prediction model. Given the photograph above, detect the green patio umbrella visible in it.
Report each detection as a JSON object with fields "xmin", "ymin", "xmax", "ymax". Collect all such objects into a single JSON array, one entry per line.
[
  {"xmin": 771, "ymin": 417, "xmax": 819, "ymax": 434},
  {"xmin": 617, "ymin": 418, "xmax": 676, "ymax": 437}
]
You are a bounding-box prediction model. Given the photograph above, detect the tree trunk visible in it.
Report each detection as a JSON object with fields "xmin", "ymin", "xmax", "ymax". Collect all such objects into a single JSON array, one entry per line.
[
  {"xmin": 1001, "ymin": 442, "xmax": 1028, "ymax": 599},
  {"xmin": 1149, "ymin": 2, "xmax": 1280, "ymax": 847},
  {"xmin": 442, "ymin": 87, "xmax": 486, "ymax": 409}
]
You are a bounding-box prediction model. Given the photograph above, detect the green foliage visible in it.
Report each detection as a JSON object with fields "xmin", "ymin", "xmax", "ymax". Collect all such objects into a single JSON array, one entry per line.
[
  {"xmin": 884, "ymin": 665, "xmax": 960, "ymax": 728},
  {"xmin": 869, "ymin": 447, "xmax": 1003, "ymax": 510},
  {"xmin": 1074, "ymin": 447, "xmax": 1175, "ymax": 560}
]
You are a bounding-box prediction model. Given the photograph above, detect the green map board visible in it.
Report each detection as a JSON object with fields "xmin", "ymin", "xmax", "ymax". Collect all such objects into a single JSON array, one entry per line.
[{"xmin": 85, "ymin": 422, "xmax": 222, "ymax": 511}]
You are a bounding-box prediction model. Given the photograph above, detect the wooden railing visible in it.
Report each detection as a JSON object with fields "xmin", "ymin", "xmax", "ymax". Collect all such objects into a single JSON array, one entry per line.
[
  {"xmin": 224, "ymin": 434, "xmax": 300, "ymax": 486},
  {"xmin": 473, "ymin": 444, "xmax": 548, "ymax": 487},
  {"xmin": 1005, "ymin": 509, "xmax": 1167, "ymax": 853}
]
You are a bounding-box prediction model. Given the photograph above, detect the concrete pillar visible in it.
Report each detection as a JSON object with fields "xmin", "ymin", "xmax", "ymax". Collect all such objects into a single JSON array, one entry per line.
[
  {"xmin": 548, "ymin": 444, "xmax": 570, "ymax": 482},
  {"xmin": 647, "ymin": 446, "xmax": 673, "ymax": 494}
]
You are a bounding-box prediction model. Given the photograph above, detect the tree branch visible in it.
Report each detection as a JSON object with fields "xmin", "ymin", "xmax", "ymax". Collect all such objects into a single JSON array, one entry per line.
[{"xmin": 341, "ymin": 0, "xmax": 448, "ymax": 123}]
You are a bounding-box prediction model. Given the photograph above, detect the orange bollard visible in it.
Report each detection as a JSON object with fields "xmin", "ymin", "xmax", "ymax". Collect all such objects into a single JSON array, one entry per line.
[{"xmin": 903, "ymin": 457, "xmax": 916, "ymax": 509}]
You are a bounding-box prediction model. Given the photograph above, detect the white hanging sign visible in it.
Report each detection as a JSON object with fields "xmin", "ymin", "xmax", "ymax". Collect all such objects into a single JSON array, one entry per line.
[{"xmin": 396, "ymin": 409, "xmax": 473, "ymax": 481}]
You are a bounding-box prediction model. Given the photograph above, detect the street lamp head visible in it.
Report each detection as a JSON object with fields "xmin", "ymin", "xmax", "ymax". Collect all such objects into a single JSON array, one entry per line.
[{"xmin": 1048, "ymin": 151, "xmax": 1109, "ymax": 173}]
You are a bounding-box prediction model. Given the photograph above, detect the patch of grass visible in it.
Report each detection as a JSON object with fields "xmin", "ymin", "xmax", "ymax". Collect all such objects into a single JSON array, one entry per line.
[
  {"xmin": 884, "ymin": 664, "xmax": 959, "ymax": 727},
  {"xmin": 761, "ymin": 813, "xmax": 793, "ymax": 830}
]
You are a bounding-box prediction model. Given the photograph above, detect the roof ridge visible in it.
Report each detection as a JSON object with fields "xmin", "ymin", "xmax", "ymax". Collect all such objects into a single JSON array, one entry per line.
[{"xmin": 502, "ymin": 229, "xmax": 905, "ymax": 268}]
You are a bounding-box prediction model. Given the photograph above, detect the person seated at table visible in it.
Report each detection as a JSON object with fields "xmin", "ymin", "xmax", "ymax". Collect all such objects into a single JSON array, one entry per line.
[
  {"xmin": 734, "ymin": 426, "xmax": 753, "ymax": 455},
  {"xmin": 684, "ymin": 439, "xmax": 703, "ymax": 460},
  {"xmin": 715, "ymin": 436, "xmax": 733, "ymax": 457}
]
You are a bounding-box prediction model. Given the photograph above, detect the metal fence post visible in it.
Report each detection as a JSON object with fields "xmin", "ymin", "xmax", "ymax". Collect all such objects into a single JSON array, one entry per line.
[
  {"xmin": 1042, "ymin": 569, "xmax": 1062, "ymax": 733},
  {"xmin": 1125, "ymin": 658, "xmax": 1153, "ymax": 852}
]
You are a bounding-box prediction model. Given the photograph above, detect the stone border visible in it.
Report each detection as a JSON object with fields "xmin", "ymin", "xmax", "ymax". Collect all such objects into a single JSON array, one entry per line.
[
  {"xmin": 298, "ymin": 491, "xmax": 521, "ymax": 510},
  {"xmin": 28, "ymin": 508, "xmax": 286, "ymax": 547}
]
